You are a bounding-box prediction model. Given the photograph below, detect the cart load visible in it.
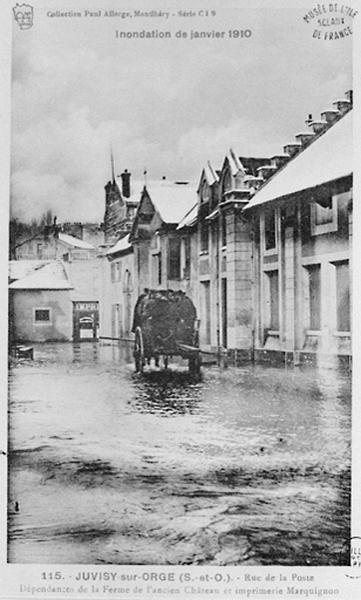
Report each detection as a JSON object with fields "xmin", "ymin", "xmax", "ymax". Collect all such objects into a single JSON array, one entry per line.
[{"xmin": 132, "ymin": 289, "xmax": 200, "ymax": 373}]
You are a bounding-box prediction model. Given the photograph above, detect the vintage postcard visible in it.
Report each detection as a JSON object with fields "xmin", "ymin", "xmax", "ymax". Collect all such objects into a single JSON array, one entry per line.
[{"xmin": 0, "ymin": 0, "xmax": 360, "ymax": 598}]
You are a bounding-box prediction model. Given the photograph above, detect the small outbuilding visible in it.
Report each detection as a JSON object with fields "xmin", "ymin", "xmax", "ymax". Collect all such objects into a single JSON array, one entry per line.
[{"xmin": 9, "ymin": 260, "xmax": 73, "ymax": 343}]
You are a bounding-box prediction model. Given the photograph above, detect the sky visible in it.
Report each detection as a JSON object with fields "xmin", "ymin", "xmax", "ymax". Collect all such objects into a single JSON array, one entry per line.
[{"xmin": 10, "ymin": 0, "xmax": 353, "ymax": 223}]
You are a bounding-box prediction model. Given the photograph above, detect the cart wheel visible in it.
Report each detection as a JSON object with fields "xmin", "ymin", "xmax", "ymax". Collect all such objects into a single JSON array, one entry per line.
[
  {"xmin": 163, "ymin": 355, "xmax": 168, "ymax": 370},
  {"xmin": 134, "ymin": 327, "xmax": 144, "ymax": 373},
  {"xmin": 189, "ymin": 353, "xmax": 201, "ymax": 375}
]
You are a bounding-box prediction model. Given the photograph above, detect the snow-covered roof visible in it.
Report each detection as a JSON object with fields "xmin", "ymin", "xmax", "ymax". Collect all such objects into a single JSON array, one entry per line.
[
  {"xmin": 205, "ymin": 207, "xmax": 221, "ymax": 222},
  {"xmin": 106, "ymin": 234, "xmax": 132, "ymax": 256},
  {"xmin": 197, "ymin": 161, "xmax": 219, "ymax": 193},
  {"xmin": 145, "ymin": 181, "xmax": 198, "ymax": 224},
  {"xmin": 177, "ymin": 203, "xmax": 198, "ymax": 230},
  {"xmin": 227, "ymin": 149, "xmax": 243, "ymax": 175},
  {"xmin": 9, "ymin": 260, "xmax": 73, "ymax": 290},
  {"xmin": 204, "ymin": 161, "xmax": 219, "ymax": 186},
  {"xmin": 58, "ymin": 232, "xmax": 95, "ymax": 250},
  {"xmin": 245, "ymin": 110, "xmax": 352, "ymax": 210},
  {"xmin": 9, "ymin": 260, "xmax": 49, "ymax": 282}
]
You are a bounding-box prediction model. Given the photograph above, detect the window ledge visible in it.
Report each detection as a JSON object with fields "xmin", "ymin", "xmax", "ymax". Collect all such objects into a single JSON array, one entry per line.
[
  {"xmin": 199, "ymin": 251, "xmax": 209, "ymax": 256},
  {"xmin": 263, "ymin": 248, "xmax": 278, "ymax": 257},
  {"xmin": 333, "ymin": 331, "xmax": 351, "ymax": 337},
  {"xmin": 267, "ymin": 330, "xmax": 279, "ymax": 336},
  {"xmin": 306, "ymin": 330, "xmax": 321, "ymax": 336},
  {"xmin": 311, "ymin": 224, "xmax": 338, "ymax": 236}
]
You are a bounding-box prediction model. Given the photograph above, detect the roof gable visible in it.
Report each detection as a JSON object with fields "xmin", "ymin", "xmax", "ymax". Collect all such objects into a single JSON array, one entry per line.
[
  {"xmin": 130, "ymin": 181, "xmax": 197, "ymax": 241},
  {"xmin": 197, "ymin": 161, "xmax": 219, "ymax": 192}
]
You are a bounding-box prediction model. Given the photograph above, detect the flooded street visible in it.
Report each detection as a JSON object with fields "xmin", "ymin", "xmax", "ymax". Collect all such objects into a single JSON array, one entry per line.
[{"xmin": 8, "ymin": 342, "xmax": 351, "ymax": 565}]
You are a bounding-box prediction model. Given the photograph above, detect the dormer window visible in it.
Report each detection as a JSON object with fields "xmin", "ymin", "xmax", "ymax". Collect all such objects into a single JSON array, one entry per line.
[
  {"xmin": 310, "ymin": 195, "xmax": 338, "ymax": 235},
  {"xmin": 201, "ymin": 180, "xmax": 210, "ymax": 203},
  {"xmin": 222, "ymin": 169, "xmax": 232, "ymax": 196}
]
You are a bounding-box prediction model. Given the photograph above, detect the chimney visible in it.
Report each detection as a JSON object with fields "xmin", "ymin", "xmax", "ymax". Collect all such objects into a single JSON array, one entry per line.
[
  {"xmin": 283, "ymin": 142, "xmax": 302, "ymax": 157},
  {"xmin": 295, "ymin": 131, "xmax": 315, "ymax": 147},
  {"xmin": 320, "ymin": 109, "xmax": 339, "ymax": 124},
  {"xmin": 332, "ymin": 98, "xmax": 351, "ymax": 115},
  {"xmin": 309, "ymin": 120, "xmax": 328, "ymax": 134},
  {"xmin": 121, "ymin": 169, "xmax": 131, "ymax": 198},
  {"xmin": 53, "ymin": 216, "xmax": 59, "ymax": 239},
  {"xmin": 256, "ymin": 164, "xmax": 277, "ymax": 180},
  {"xmin": 345, "ymin": 89, "xmax": 353, "ymax": 105},
  {"xmin": 271, "ymin": 154, "xmax": 290, "ymax": 168}
]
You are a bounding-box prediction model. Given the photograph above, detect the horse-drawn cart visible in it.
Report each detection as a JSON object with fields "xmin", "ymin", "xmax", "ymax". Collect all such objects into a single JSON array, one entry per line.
[{"xmin": 132, "ymin": 289, "xmax": 201, "ymax": 374}]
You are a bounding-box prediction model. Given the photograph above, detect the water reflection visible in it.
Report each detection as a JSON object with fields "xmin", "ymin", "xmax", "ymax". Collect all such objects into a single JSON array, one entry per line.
[
  {"xmin": 132, "ymin": 370, "xmax": 203, "ymax": 416},
  {"xmin": 8, "ymin": 342, "xmax": 351, "ymax": 565}
]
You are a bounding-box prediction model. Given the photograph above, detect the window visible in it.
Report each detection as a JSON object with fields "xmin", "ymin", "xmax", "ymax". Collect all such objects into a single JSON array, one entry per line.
[
  {"xmin": 221, "ymin": 278, "xmax": 227, "ymax": 347},
  {"xmin": 200, "ymin": 220, "xmax": 209, "ymax": 253},
  {"xmin": 34, "ymin": 309, "xmax": 50, "ymax": 323},
  {"xmin": 315, "ymin": 198, "xmax": 333, "ymax": 225},
  {"xmin": 335, "ymin": 261, "xmax": 350, "ymax": 332},
  {"xmin": 37, "ymin": 243, "xmax": 43, "ymax": 259},
  {"xmin": 221, "ymin": 213, "xmax": 227, "ymax": 247},
  {"xmin": 152, "ymin": 252, "xmax": 162, "ymax": 286},
  {"xmin": 210, "ymin": 186, "xmax": 218, "ymax": 211},
  {"xmin": 116, "ymin": 262, "xmax": 121, "ymax": 281},
  {"xmin": 265, "ymin": 270, "xmax": 279, "ymax": 330},
  {"xmin": 222, "ymin": 169, "xmax": 232, "ymax": 195},
  {"xmin": 310, "ymin": 196, "xmax": 338, "ymax": 235},
  {"xmin": 264, "ymin": 209, "xmax": 276, "ymax": 251},
  {"xmin": 110, "ymin": 262, "xmax": 116, "ymax": 282},
  {"xmin": 201, "ymin": 181, "xmax": 210, "ymax": 203},
  {"xmin": 183, "ymin": 237, "xmax": 191, "ymax": 279},
  {"xmin": 201, "ymin": 280, "xmax": 211, "ymax": 345},
  {"xmin": 168, "ymin": 237, "xmax": 181, "ymax": 280},
  {"xmin": 307, "ymin": 264, "xmax": 321, "ymax": 330},
  {"xmin": 157, "ymin": 252, "xmax": 162, "ymax": 285}
]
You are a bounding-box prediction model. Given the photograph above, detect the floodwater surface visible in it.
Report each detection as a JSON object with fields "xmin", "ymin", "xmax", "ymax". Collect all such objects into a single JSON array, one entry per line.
[{"xmin": 8, "ymin": 342, "xmax": 351, "ymax": 565}]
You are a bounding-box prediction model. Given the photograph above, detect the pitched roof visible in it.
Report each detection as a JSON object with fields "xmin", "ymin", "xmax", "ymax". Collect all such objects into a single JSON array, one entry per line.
[
  {"xmin": 204, "ymin": 161, "xmax": 219, "ymax": 186},
  {"xmin": 145, "ymin": 180, "xmax": 198, "ymax": 224},
  {"xmin": 227, "ymin": 149, "xmax": 243, "ymax": 175},
  {"xmin": 177, "ymin": 202, "xmax": 198, "ymax": 230},
  {"xmin": 197, "ymin": 161, "xmax": 219, "ymax": 192},
  {"xmin": 58, "ymin": 232, "xmax": 95, "ymax": 250},
  {"xmin": 106, "ymin": 233, "xmax": 132, "ymax": 256},
  {"xmin": 245, "ymin": 110, "xmax": 352, "ymax": 210},
  {"xmin": 9, "ymin": 260, "xmax": 49, "ymax": 282},
  {"xmin": 9, "ymin": 260, "xmax": 73, "ymax": 290}
]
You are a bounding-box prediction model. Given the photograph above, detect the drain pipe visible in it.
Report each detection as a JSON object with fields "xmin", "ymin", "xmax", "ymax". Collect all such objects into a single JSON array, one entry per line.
[{"xmin": 215, "ymin": 215, "xmax": 221, "ymax": 365}]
